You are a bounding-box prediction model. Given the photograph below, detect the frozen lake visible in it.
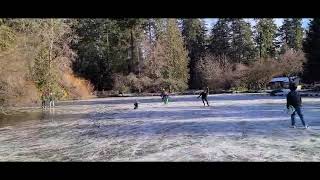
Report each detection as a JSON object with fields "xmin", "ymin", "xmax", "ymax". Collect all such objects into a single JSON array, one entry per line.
[{"xmin": 0, "ymin": 94, "xmax": 320, "ymax": 161}]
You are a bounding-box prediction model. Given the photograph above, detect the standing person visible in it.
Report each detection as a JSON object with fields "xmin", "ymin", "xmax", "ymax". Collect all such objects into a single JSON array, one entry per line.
[
  {"xmin": 49, "ymin": 92, "xmax": 55, "ymax": 108},
  {"xmin": 197, "ymin": 87, "xmax": 209, "ymax": 106},
  {"xmin": 161, "ymin": 88, "xmax": 169, "ymax": 104},
  {"xmin": 287, "ymin": 83, "xmax": 308, "ymax": 129},
  {"xmin": 160, "ymin": 88, "xmax": 165, "ymax": 101},
  {"xmin": 41, "ymin": 92, "xmax": 46, "ymax": 109}
]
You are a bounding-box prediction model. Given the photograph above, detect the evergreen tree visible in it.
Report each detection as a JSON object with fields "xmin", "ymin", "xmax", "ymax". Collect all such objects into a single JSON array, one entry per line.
[
  {"xmin": 279, "ymin": 18, "xmax": 292, "ymax": 47},
  {"xmin": 31, "ymin": 19, "xmax": 75, "ymax": 98},
  {"xmin": 73, "ymin": 19, "xmax": 113, "ymax": 90},
  {"xmin": 230, "ymin": 19, "xmax": 257, "ymax": 64},
  {"xmin": 154, "ymin": 19, "xmax": 166, "ymax": 41},
  {"xmin": 209, "ymin": 19, "xmax": 232, "ymax": 57},
  {"xmin": 254, "ymin": 19, "xmax": 277, "ymax": 58},
  {"xmin": 117, "ymin": 19, "xmax": 147, "ymax": 74},
  {"xmin": 292, "ymin": 18, "xmax": 304, "ymax": 50},
  {"xmin": 161, "ymin": 19, "xmax": 189, "ymax": 91},
  {"xmin": 279, "ymin": 18, "xmax": 304, "ymax": 51},
  {"xmin": 303, "ymin": 18, "xmax": 320, "ymax": 82},
  {"xmin": 73, "ymin": 19, "xmax": 147, "ymax": 90},
  {"xmin": 181, "ymin": 18, "xmax": 206, "ymax": 89}
]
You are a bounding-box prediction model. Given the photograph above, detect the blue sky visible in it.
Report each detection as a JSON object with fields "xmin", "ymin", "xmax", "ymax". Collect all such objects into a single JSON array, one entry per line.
[{"xmin": 203, "ymin": 18, "xmax": 311, "ymax": 30}]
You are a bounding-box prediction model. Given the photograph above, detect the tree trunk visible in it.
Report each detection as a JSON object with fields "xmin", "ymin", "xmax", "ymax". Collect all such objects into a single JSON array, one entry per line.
[
  {"xmin": 106, "ymin": 28, "xmax": 110, "ymax": 70},
  {"xmin": 130, "ymin": 28, "xmax": 134, "ymax": 73},
  {"xmin": 148, "ymin": 20, "xmax": 152, "ymax": 44},
  {"xmin": 48, "ymin": 19, "xmax": 54, "ymax": 93},
  {"xmin": 259, "ymin": 32, "xmax": 262, "ymax": 58},
  {"xmin": 138, "ymin": 47, "xmax": 141, "ymax": 78}
]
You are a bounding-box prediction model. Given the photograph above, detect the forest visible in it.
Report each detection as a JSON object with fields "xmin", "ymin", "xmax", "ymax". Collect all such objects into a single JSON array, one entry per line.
[{"xmin": 1, "ymin": 18, "xmax": 320, "ymax": 111}]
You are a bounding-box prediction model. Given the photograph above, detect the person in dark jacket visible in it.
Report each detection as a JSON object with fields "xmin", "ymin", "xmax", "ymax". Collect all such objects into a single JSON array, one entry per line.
[
  {"xmin": 287, "ymin": 83, "xmax": 308, "ymax": 128},
  {"xmin": 41, "ymin": 92, "xmax": 47, "ymax": 109},
  {"xmin": 198, "ymin": 87, "xmax": 209, "ymax": 106},
  {"xmin": 134, "ymin": 101, "xmax": 139, "ymax": 109}
]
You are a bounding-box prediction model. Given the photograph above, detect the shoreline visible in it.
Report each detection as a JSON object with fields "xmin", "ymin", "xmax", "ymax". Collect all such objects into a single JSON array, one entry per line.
[{"xmin": 2, "ymin": 91, "xmax": 320, "ymax": 116}]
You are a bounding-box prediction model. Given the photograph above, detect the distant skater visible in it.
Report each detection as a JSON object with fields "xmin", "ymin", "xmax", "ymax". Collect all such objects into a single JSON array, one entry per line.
[
  {"xmin": 161, "ymin": 89, "xmax": 169, "ymax": 104},
  {"xmin": 287, "ymin": 83, "xmax": 308, "ymax": 129},
  {"xmin": 198, "ymin": 87, "xmax": 209, "ymax": 106},
  {"xmin": 49, "ymin": 92, "xmax": 55, "ymax": 108},
  {"xmin": 41, "ymin": 92, "xmax": 47, "ymax": 109},
  {"xmin": 134, "ymin": 101, "xmax": 139, "ymax": 109}
]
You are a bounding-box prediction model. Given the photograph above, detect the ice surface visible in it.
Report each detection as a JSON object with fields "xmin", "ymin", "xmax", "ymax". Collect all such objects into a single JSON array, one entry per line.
[{"xmin": 0, "ymin": 94, "xmax": 320, "ymax": 161}]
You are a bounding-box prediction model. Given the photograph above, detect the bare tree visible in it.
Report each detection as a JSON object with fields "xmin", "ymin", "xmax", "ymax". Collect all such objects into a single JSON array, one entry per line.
[
  {"xmin": 196, "ymin": 54, "xmax": 234, "ymax": 90},
  {"xmin": 242, "ymin": 58, "xmax": 280, "ymax": 90},
  {"xmin": 278, "ymin": 49, "xmax": 305, "ymax": 82}
]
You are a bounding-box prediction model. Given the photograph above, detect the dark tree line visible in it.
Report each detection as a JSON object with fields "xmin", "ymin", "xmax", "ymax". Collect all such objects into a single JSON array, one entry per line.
[
  {"xmin": 303, "ymin": 18, "xmax": 320, "ymax": 83},
  {"xmin": 70, "ymin": 18, "xmax": 320, "ymax": 92},
  {"xmin": 3, "ymin": 18, "xmax": 319, "ymax": 111}
]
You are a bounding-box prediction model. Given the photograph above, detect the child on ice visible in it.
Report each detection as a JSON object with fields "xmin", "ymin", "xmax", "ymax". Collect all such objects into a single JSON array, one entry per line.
[
  {"xmin": 161, "ymin": 89, "xmax": 169, "ymax": 104},
  {"xmin": 134, "ymin": 101, "xmax": 139, "ymax": 109}
]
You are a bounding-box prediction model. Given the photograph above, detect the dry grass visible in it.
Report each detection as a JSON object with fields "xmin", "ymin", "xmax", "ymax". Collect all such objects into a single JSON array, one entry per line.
[{"xmin": 60, "ymin": 73, "xmax": 93, "ymax": 99}]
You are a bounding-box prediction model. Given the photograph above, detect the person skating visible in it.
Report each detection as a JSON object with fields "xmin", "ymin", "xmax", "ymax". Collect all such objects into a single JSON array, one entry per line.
[
  {"xmin": 287, "ymin": 83, "xmax": 308, "ymax": 129},
  {"xmin": 161, "ymin": 89, "xmax": 169, "ymax": 104},
  {"xmin": 198, "ymin": 87, "xmax": 209, "ymax": 106},
  {"xmin": 134, "ymin": 101, "xmax": 139, "ymax": 109}
]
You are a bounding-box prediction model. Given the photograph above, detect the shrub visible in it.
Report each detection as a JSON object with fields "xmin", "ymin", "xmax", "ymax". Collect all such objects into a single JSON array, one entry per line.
[
  {"xmin": 112, "ymin": 74, "xmax": 130, "ymax": 93},
  {"xmin": 196, "ymin": 54, "xmax": 235, "ymax": 90},
  {"xmin": 111, "ymin": 72, "xmax": 190, "ymax": 94},
  {"xmin": 241, "ymin": 58, "xmax": 280, "ymax": 90},
  {"xmin": 240, "ymin": 50, "xmax": 306, "ymax": 90},
  {"xmin": 60, "ymin": 73, "xmax": 94, "ymax": 99},
  {"xmin": 126, "ymin": 73, "xmax": 143, "ymax": 93},
  {"xmin": 278, "ymin": 49, "xmax": 305, "ymax": 78},
  {"xmin": 139, "ymin": 76, "xmax": 153, "ymax": 91},
  {"xmin": 0, "ymin": 25, "xmax": 16, "ymax": 51}
]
